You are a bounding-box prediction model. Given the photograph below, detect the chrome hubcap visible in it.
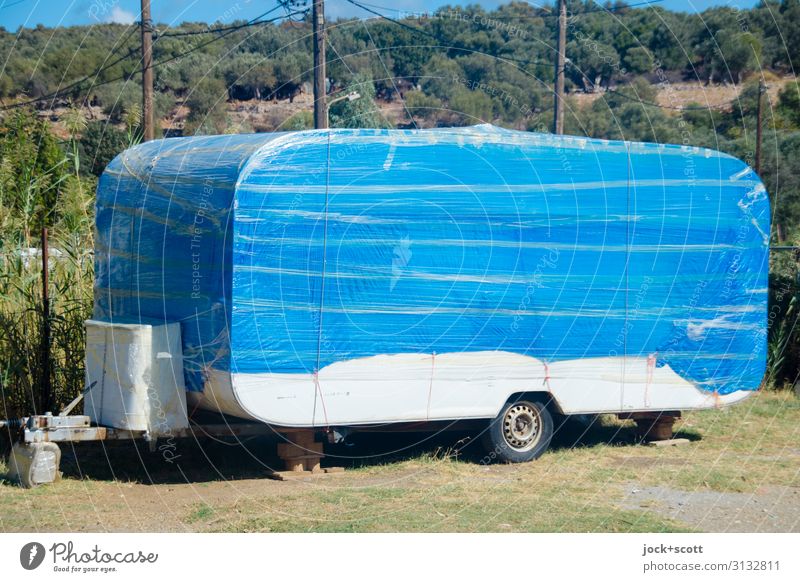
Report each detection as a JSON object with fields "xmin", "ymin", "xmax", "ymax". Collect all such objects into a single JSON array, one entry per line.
[{"xmin": 502, "ymin": 404, "xmax": 541, "ymax": 452}]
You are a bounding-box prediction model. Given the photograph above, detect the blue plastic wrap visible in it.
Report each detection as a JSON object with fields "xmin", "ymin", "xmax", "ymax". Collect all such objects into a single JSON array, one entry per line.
[{"xmin": 94, "ymin": 125, "xmax": 768, "ymax": 406}]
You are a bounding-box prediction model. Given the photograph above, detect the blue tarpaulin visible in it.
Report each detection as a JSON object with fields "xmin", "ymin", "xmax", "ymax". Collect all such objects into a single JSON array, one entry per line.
[{"xmin": 94, "ymin": 125, "xmax": 769, "ymax": 402}]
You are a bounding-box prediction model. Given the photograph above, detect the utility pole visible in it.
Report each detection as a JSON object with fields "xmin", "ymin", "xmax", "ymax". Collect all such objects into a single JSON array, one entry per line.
[
  {"xmin": 552, "ymin": 0, "xmax": 566, "ymax": 135},
  {"xmin": 40, "ymin": 227, "xmax": 51, "ymax": 414},
  {"xmin": 141, "ymin": 0, "xmax": 155, "ymax": 141},
  {"xmin": 755, "ymin": 79, "xmax": 765, "ymax": 175},
  {"xmin": 312, "ymin": 0, "xmax": 327, "ymax": 129}
]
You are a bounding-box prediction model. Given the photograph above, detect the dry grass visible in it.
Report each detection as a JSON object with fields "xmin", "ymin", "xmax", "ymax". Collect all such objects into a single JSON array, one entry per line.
[{"xmin": 570, "ymin": 75, "xmax": 796, "ymax": 112}]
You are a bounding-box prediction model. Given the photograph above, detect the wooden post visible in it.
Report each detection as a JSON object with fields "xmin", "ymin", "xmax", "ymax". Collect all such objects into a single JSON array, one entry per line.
[
  {"xmin": 552, "ymin": 0, "xmax": 566, "ymax": 135},
  {"xmin": 312, "ymin": 0, "xmax": 327, "ymax": 129},
  {"xmin": 276, "ymin": 430, "xmax": 324, "ymax": 473},
  {"xmin": 41, "ymin": 227, "xmax": 52, "ymax": 414},
  {"xmin": 141, "ymin": 0, "xmax": 155, "ymax": 141},
  {"xmin": 755, "ymin": 79, "xmax": 765, "ymax": 175},
  {"xmin": 632, "ymin": 413, "xmax": 678, "ymax": 442}
]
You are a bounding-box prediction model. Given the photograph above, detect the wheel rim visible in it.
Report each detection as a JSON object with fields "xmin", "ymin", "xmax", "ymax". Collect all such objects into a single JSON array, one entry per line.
[{"xmin": 502, "ymin": 403, "xmax": 542, "ymax": 452}]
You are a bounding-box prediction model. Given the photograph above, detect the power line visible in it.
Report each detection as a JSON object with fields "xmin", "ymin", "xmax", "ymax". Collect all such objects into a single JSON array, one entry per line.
[
  {"xmin": 108, "ymin": 23, "xmax": 140, "ymax": 58},
  {"xmin": 148, "ymin": 9, "xmax": 307, "ymax": 71},
  {"xmin": 153, "ymin": 4, "xmax": 284, "ymax": 38},
  {"xmin": 0, "ymin": 0, "xmax": 28, "ymax": 10},
  {"xmin": 351, "ymin": 0, "xmax": 663, "ymax": 20},
  {"xmin": 1, "ymin": 23, "xmax": 142, "ymax": 110},
  {"xmin": 567, "ymin": 0, "xmax": 664, "ymax": 16},
  {"xmin": 1, "ymin": 46, "xmax": 139, "ymax": 110},
  {"xmin": 343, "ymin": 0, "xmax": 553, "ymax": 70},
  {"xmin": 0, "ymin": 8, "xmax": 306, "ymax": 111},
  {"xmin": 344, "ymin": 0, "xmax": 442, "ymax": 41},
  {"xmin": 350, "ymin": 1, "xmax": 412, "ymax": 13},
  {"xmin": 493, "ymin": 0, "xmax": 665, "ymax": 18},
  {"xmin": 2, "ymin": 0, "xmax": 701, "ymax": 116},
  {"xmin": 345, "ymin": 0, "xmax": 735, "ymax": 116},
  {"xmin": 1, "ymin": 21, "xmax": 142, "ymax": 110},
  {"xmin": 279, "ymin": 0, "xmax": 311, "ymax": 23}
]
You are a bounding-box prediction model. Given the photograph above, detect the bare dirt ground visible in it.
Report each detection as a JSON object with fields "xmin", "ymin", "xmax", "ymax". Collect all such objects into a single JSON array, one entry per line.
[
  {"xmin": 653, "ymin": 76, "xmax": 795, "ymax": 110},
  {"xmin": 1, "ymin": 391, "xmax": 798, "ymax": 533},
  {"xmin": 571, "ymin": 76, "xmax": 796, "ymax": 111}
]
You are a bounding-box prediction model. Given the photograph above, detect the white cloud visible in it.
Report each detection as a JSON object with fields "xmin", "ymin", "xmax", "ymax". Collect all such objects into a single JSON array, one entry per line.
[{"xmin": 106, "ymin": 6, "xmax": 136, "ymax": 25}]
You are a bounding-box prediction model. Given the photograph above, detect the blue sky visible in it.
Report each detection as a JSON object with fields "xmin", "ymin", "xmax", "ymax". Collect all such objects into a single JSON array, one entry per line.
[{"xmin": 0, "ymin": 0, "xmax": 761, "ymax": 30}]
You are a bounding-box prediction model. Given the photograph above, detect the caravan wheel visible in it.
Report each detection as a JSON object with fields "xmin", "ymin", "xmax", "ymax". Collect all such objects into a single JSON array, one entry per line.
[{"xmin": 482, "ymin": 399, "xmax": 553, "ymax": 463}]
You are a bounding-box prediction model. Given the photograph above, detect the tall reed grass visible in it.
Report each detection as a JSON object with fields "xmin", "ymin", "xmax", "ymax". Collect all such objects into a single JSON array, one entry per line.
[
  {"xmin": 0, "ymin": 108, "xmax": 98, "ymax": 419},
  {"xmin": 0, "ymin": 230, "xmax": 93, "ymax": 418}
]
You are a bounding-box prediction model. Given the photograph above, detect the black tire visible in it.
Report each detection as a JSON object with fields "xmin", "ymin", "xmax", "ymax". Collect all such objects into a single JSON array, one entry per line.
[{"xmin": 481, "ymin": 398, "xmax": 554, "ymax": 463}]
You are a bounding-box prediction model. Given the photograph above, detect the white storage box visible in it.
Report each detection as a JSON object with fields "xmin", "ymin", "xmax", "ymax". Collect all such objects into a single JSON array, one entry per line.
[{"xmin": 84, "ymin": 320, "xmax": 188, "ymax": 436}]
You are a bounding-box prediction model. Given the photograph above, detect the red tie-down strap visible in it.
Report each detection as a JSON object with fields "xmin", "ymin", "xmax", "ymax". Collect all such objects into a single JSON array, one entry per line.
[
  {"xmin": 543, "ymin": 361, "xmax": 551, "ymax": 390},
  {"xmin": 645, "ymin": 353, "xmax": 657, "ymax": 407}
]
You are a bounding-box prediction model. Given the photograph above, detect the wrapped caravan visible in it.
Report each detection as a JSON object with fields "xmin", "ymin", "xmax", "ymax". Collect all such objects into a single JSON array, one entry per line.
[{"xmin": 93, "ymin": 125, "xmax": 769, "ymax": 461}]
